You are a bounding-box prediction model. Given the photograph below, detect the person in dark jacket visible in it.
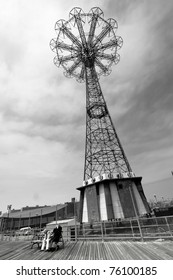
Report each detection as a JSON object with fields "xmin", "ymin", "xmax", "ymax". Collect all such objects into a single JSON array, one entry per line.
[{"xmin": 51, "ymin": 225, "xmax": 62, "ymax": 243}]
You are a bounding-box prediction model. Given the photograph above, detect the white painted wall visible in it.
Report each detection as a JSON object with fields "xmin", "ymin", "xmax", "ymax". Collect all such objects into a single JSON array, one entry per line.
[
  {"xmin": 82, "ymin": 190, "xmax": 88, "ymax": 223},
  {"xmin": 99, "ymin": 183, "xmax": 108, "ymax": 221},
  {"xmin": 110, "ymin": 181, "xmax": 124, "ymax": 219}
]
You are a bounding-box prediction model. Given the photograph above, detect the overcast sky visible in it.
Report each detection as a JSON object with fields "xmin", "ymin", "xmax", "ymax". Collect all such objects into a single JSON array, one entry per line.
[{"xmin": 0, "ymin": 0, "xmax": 173, "ymax": 213}]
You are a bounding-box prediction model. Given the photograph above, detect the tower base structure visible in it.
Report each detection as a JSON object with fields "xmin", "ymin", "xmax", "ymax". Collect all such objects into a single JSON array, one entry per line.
[{"xmin": 77, "ymin": 175, "xmax": 150, "ymax": 223}]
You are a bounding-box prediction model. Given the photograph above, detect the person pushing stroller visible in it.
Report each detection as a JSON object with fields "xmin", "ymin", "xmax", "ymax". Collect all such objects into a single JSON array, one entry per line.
[{"xmin": 50, "ymin": 224, "xmax": 62, "ymax": 244}]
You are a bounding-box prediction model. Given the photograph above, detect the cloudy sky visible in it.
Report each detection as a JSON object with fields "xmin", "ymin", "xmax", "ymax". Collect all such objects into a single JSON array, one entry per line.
[{"xmin": 0, "ymin": 0, "xmax": 173, "ymax": 213}]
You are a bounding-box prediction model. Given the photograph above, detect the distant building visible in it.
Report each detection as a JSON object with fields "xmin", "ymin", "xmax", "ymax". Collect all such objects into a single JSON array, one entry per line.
[
  {"xmin": 0, "ymin": 199, "xmax": 79, "ymax": 231},
  {"xmin": 153, "ymin": 206, "xmax": 173, "ymax": 217}
]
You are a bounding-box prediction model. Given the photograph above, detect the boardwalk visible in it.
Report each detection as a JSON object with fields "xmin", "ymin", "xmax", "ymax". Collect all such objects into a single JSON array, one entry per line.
[{"xmin": 0, "ymin": 240, "xmax": 173, "ymax": 260}]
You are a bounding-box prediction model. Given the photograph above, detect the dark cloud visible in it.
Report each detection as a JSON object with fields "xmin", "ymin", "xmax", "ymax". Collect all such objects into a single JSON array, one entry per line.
[{"xmin": 118, "ymin": 43, "xmax": 173, "ymax": 154}]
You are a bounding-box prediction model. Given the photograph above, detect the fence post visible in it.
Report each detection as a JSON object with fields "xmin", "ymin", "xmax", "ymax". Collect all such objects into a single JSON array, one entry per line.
[
  {"xmin": 83, "ymin": 223, "xmax": 85, "ymax": 240},
  {"xmin": 165, "ymin": 216, "xmax": 172, "ymax": 237},
  {"xmin": 104, "ymin": 221, "xmax": 106, "ymax": 236},
  {"xmin": 100, "ymin": 221, "xmax": 104, "ymax": 242},
  {"xmin": 130, "ymin": 219, "xmax": 135, "ymax": 238},
  {"xmin": 137, "ymin": 217, "xmax": 144, "ymax": 241},
  {"xmin": 74, "ymin": 216, "xmax": 77, "ymax": 242}
]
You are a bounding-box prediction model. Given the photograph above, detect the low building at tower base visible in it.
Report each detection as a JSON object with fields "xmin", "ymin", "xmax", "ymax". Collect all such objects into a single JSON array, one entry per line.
[{"xmin": 77, "ymin": 175, "xmax": 150, "ymax": 223}]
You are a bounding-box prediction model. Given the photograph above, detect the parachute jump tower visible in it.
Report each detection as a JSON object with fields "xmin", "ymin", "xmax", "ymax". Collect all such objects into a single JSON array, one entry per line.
[{"xmin": 50, "ymin": 7, "xmax": 150, "ymax": 223}]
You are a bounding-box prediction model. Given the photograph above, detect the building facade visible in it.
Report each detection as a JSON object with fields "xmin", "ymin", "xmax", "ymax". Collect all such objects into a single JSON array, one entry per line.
[{"xmin": 0, "ymin": 200, "xmax": 79, "ymax": 231}]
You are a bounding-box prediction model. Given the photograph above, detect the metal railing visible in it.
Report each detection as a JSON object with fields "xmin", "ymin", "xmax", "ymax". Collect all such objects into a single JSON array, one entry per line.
[
  {"xmin": 1, "ymin": 215, "xmax": 173, "ymax": 242},
  {"xmin": 69, "ymin": 215, "xmax": 173, "ymax": 241}
]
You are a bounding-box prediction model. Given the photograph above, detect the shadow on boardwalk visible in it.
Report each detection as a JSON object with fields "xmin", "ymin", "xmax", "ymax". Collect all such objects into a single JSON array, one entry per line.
[{"xmin": 0, "ymin": 240, "xmax": 173, "ymax": 260}]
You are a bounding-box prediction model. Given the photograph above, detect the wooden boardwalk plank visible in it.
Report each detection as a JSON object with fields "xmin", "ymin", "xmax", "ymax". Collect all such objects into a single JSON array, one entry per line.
[
  {"xmin": 123, "ymin": 242, "xmax": 152, "ymax": 260},
  {"xmin": 135, "ymin": 242, "xmax": 164, "ymax": 260},
  {"xmin": 121, "ymin": 242, "xmax": 144, "ymax": 260},
  {"xmin": 111, "ymin": 242, "xmax": 128, "ymax": 260},
  {"xmin": 151, "ymin": 242, "xmax": 173, "ymax": 258},
  {"xmin": 0, "ymin": 240, "xmax": 173, "ymax": 260}
]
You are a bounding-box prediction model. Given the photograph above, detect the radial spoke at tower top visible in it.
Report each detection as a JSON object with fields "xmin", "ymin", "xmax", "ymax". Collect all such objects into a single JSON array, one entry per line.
[
  {"xmin": 55, "ymin": 19, "xmax": 82, "ymax": 48},
  {"xmin": 87, "ymin": 14, "xmax": 99, "ymax": 46},
  {"xmin": 92, "ymin": 18, "xmax": 118, "ymax": 47},
  {"xmin": 69, "ymin": 8, "xmax": 88, "ymax": 49}
]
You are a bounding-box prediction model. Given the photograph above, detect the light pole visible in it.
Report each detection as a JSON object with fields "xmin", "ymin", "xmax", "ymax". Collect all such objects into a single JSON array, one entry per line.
[
  {"xmin": 39, "ymin": 209, "xmax": 42, "ymax": 231},
  {"xmin": 35, "ymin": 214, "xmax": 38, "ymax": 229},
  {"xmin": 7, "ymin": 205, "xmax": 12, "ymax": 231},
  {"xmin": 18, "ymin": 213, "xmax": 21, "ymax": 230},
  {"xmin": 55, "ymin": 205, "xmax": 57, "ymax": 226},
  {"xmin": 28, "ymin": 212, "xmax": 31, "ymax": 227},
  {"xmin": 154, "ymin": 194, "xmax": 158, "ymax": 206}
]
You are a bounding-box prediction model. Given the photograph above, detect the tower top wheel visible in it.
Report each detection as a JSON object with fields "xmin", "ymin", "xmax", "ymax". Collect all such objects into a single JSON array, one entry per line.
[{"xmin": 50, "ymin": 7, "xmax": 123, "ymax": 81}]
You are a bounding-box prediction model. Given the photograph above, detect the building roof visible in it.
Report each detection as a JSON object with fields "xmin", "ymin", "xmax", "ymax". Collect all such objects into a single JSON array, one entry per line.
[
  {"xmin": 77, "ymin": 176, "xmax": 142, "ymax": 190},
  {"xmin": 47, "ymin": 218, "xmax": 75, "ymax": 225},
  {"xmin": 46, "ymin": 218, "xmax": 79, "ymax": 228},
  {"xmin": 2, "ymin": 204, "xmax": 66, "ymax": 219}
]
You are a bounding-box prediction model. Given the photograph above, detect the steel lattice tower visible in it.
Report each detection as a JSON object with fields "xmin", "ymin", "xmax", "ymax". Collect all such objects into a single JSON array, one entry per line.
[
  {"xmin": 50, "ymin": 7, "xmax": 131, "ymax": 180},
  {"xmin": 50, "ymin": 7, "xmax": 150, "ymax": 223}
]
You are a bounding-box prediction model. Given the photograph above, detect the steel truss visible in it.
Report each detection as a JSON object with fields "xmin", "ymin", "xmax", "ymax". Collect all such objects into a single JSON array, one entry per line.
[{"xmin": 50, "ymin": 7, "xmax": 132, "ymax": 181}]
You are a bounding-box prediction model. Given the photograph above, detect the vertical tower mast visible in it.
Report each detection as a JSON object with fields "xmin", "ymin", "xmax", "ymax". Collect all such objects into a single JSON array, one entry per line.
[
  {"xmin": 84, "ymin": 65, "xmax": 132, "ymax": 180},
  {"xmin": 50, "ymin": 7, "xmax": 150, "ymax": 223}
]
